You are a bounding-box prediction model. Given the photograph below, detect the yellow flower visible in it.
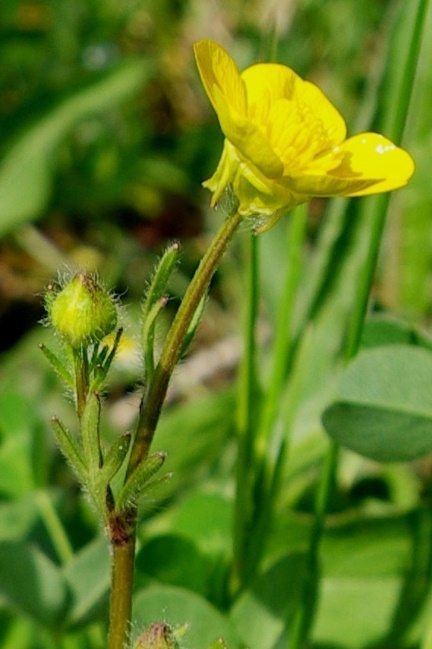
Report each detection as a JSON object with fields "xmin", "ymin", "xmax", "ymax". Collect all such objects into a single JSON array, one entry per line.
[{"xmin": 194, "ymin": 39, "xmax": 415, "ymax": 231}]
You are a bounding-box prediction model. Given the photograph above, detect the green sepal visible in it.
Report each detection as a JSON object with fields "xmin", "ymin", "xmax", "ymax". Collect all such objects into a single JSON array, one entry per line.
[
  {"xmin": 99, "ymin": 431, "xmax": 131, "ymax": 486},
  {"xmin": 81, "ymin": 392, "xmax": 102, "ymax": 475},
  {"xmin": 208, "ymin": 640, "xmax": 227, "ymax": 649},
  {"xmin": 39, "ymin": 343, "xmax": 74, "ymax": 388},
  {"xmin": 89, "ymin": 327, "xmax": 124, "ymax": 391},
  {"xmin": 116, "ymin": 451, "xmax": 166, "ymax": 512},
  {"xmin": 51, "ymin": 416, "xmax": 88, "ymax": 484}
]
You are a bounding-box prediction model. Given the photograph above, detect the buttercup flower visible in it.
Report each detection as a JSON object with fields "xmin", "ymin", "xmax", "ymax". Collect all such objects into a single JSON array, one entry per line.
[{"xmin": 194, "ymin": 39, "xmax": 415, "ymax": 231}]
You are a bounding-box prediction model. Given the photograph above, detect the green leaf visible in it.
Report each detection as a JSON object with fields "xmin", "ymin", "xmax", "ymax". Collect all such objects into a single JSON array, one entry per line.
[
  {"xmin": 322, "ymin": 344, "xmax": 432, "ymax": 462},
  {"xmin": 0, "ymin": 615, "xmax": 46, "ymax": 649},
  {"xmin": 314, "ymin": 575, "xmax": 400, "ymax": 649},
  {"xmin": 230, "ymin": 553, "xmax": 308, "ymax": 649},
  {"xmin": 135, "ymin": 535, "xmax": 209, "ymax": 595},
  {"xmin": 132, "ymin": 585, "xmax": 241, "ymax": 649},
  {"xmin": 0, "ymin": 388, "xmax": 39, "ymax": 496},
  {"xmin": 81, "ymin": 391, "xmax": 102, "ymax": 476},
  {"xmin": 169, "ymin": 492, "xmax": 232, "ymax": 557},
  {"xmin": 51, "ymin": 417, "xmax": 87, "ymax": 485},
  {"xmin": 116, "ymin": 451, "xmax": 166, "ymax": 511},
  {"xmin": 0, "ymin": 58, "xmax": 150, "ymax": 236},
  {"xmin": 39, "ymin": 342, "xmax": 74, "ymax": 388},
  {"xmin": 62, "ymin": 536, "xmax": 110, "ymax": 629},
  {"xmin": 361, "ymin": 315, "xmax": 432, "ymax": 350},
  {"xmin": 0, "ymin": 541, "xmax": 68, "ymax": 626},
  {"xmin": 99, "ymin": 431, "xmax": 131, "ymax": 486},
  {"xmin": 150, "ymin": 389, "xmax": 236, "ymax": 502},
  {"xmin": 313, "ymin": 513, "xmax": 414, "ymax": 648},
  {"xmin": 0, "ymin": 495, "xmax": 43, "ymax": 542}
]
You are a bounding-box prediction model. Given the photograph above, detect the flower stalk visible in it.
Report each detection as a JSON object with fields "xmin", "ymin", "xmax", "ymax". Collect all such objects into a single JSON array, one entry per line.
[
  {"xmin": 108, "ymin": 205, "xmax": 243, "ymax": 649},
  {"xmin": 127, "ymin": 206, "xmax": 243, "ymax": 475}
]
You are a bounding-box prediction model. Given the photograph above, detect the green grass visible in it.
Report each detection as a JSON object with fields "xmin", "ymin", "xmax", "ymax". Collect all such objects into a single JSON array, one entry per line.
[{"xmin": 0, "ymin": 0, "xmax": 432, "ymax": 648}]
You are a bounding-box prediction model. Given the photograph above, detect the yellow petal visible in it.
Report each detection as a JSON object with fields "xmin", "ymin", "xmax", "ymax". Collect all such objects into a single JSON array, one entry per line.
[
  {"xmin": 286, "ymin": 133, "xmax": 415, "ymax": 197},
  {"xmin": 296, "ymin": 81, "xmax": 346, "ymax": 147},
  {"xmin": 194, "ymin": 39, "xmax": 415, "ymax": 219},
  {"xmin": 193, "ymin": 39, "xmax": 246, "ymax": 117},
  {"xmin": 334, "ymin": 133, "xmax": 415, "ymax": 195},
  {"xmin": 194, "ymin": 39, "xmax": 283, "ymax": 178},
  {"xmin": 267, "ymin": 98, "xmax": 339, "ymax": 172},
  {"xmin": 242, "ymin": 65, "xmax": 346, "ymax": 148},
  {"xmin": 241, "ymin": 63, "xmax": 300, "ymax": 120},
  {"xmin": 283, "ymin": 171, "xmax": 374, "ymax": 197}
]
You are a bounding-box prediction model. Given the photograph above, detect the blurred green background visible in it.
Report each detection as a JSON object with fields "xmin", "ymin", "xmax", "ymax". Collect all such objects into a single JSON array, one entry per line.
[
  {"xmin": 1, "ymin": 1, "xmax": 432, "ymax": 648},
  {"xmin": 0, "ymin": 0, "xmax": 429, "ymax": 342}
]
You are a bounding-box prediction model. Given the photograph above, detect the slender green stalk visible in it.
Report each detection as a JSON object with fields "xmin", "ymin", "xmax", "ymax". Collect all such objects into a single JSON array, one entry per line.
[
  {"xmin": 128, "ymin": 207, "xmax": 243, "ymax": 475},
  {"xmin": 256, "ymin": 204, "xmax": 308, "ymax": 462},
  {"xmin": 232, "ymin": 232, "xmax": 260, "ymax": 593},
  {"xmin": 73, "ymin": 347, "xmax": 89, "ymax": 421},
  {"xmin": 107, "ymin": 207, "xmax": 243, "ymax": 648},
  {"xmin": 233, "ymin": 205, "xmax": 308, "ymax": 591},
  {"xmin": 108, "ymin": 531, "xmax": 136, "ymax": 649},
  {"xmin": 345, "ymin": 0, "xmax": 428, "ymax": 358},
  {"xmin": 288, "ymin": 442, "xmax": 339, "ymax": 649}
]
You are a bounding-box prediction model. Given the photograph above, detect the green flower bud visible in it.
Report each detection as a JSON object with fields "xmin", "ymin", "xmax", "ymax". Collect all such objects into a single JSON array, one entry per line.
[
  {"xmin": 47, "ymin": 274, "xmax": 117, "ymax": 348},
  {"xmin": 132, "ymin": 623, "xmax": 180, "ymax": 649}
]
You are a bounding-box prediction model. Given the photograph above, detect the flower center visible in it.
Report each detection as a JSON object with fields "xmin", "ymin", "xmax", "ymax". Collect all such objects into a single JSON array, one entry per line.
[{"xmin": 275, "ymin": 100, "xmax": 332, "ymax": 171}]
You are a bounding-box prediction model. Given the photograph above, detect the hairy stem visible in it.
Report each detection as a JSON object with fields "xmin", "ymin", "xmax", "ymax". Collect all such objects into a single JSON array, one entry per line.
[
  {"xmin": 107, "ymin": 208, "xmax": 242, "ymax": 648},
  {"xmin": 108, "ymin": 515, "xmax": 136, "ymax": 649},
  {"xmin": 128, "ymin": 208, "xmax": 243, "ymax": 475}
]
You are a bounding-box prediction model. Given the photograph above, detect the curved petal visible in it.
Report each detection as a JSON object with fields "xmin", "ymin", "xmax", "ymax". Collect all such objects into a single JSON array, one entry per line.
[
  {"xmin": 284, "ymin": 133, "xmax": 415, "ymax": 197},
  {"xmin": 194, "ymin": 40, "xmax": 284, "ymax": 179},
  {"xmin": 296, "ymin": 81, "xmax": 346, "ymax": 147},
  {"xmin": 333, "ymin": 133, "xmax": 415, "ymax": 195},
  {"xmin": 224, "ymin": 121, "xmax": 284, "ymax": 179},
  {"xmin": 268, "ymin": 98, "xmax": 341, "ymax": 172},
  {"xmin": 194, "ymin": 39, "xmax": 246, "ymax": 117},
  {"xmin": 241, "ymin": 63, "xmax": 300, "ymax": 118},
  {"xmin": 282, "ymin": 172, "xmax": 374, "ymax": 197},
  {"xmin": 242, "ymin": 64, "xmax": 346, "ymax": 147}
]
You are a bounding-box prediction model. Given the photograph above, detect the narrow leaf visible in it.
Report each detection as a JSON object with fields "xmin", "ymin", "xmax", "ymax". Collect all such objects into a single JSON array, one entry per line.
[
  {"xmin": 81, "ymin": 392, "xmax": 102, "ymax": 475},
  {"xmin": 99, "ymin": 432, "xmax": 131, "ymax": 486},
  {"xmin": 0, "ymin": 541, "xmax": 68, "ymax": 626},
  {"xmin": 144, "ymin": 242, "xmax": 180, "ymax": 315},
  {"xmin": 39, "ymin": 343, "xmax": 74, "ymax": 387},
  {"xmin": 117, "ymin": 451, "xmax": 166, "ymax": 511},
  {"xmin": 51, "ymin": 417, "xmax": 87, "ymax": 484},
  {"xmin": 143, "ymin": 242, "xmax": 180, "ymax": 377},
  {"xmin": 142, "ymin": 297, "xmax": 168, "ymax": 379},
  {"xmin": 62, "ymin": 536, "xmax": 110, "ymax": 629}
]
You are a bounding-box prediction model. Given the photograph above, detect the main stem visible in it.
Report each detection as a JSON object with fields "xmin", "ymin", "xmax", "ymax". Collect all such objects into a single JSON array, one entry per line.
[
  {"xmin": 108, "ymin": 207, "xmax": 242, "ymax": 649},
  {"xmin": 108, "ymin": 528, "xmax": 136, "ymax": 649},
  {"xmin": 128, "ymin": 207, "xmax": 243, "ymax": 475}
]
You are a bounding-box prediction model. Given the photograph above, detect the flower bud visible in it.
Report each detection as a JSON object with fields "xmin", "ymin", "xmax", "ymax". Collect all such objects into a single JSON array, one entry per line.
[
  {"xmin": 132, "ymin": 623, "xmax": 180, "ymax": 649},
  {"xmin": 47, "ymin": 273, "xmax": 117, "ymax": 348}
]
